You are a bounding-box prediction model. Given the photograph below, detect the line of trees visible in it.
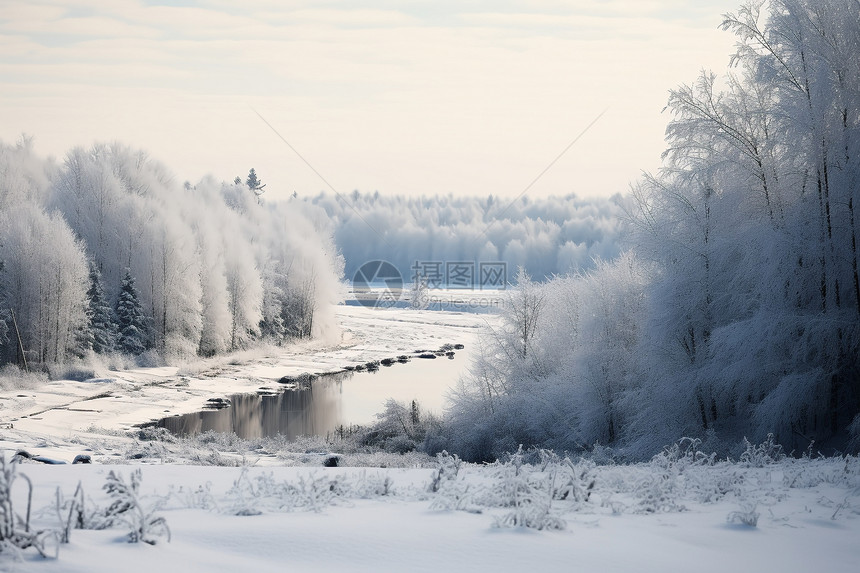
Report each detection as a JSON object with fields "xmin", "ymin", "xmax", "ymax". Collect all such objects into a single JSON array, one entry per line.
[
  {"xmin": 446, "ymin": 0, "xmax": 860, "ymax": 460},
  {"xmin": 0, "ymin": 140, "xmax": 344, "ymax": 369},
  {"xmin": 305, "ymin": 191, "xmax": 625, "ymax": 281}
]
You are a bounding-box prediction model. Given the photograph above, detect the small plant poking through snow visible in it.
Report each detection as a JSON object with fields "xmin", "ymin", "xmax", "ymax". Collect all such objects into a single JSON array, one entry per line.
[
  {"xmin": 102, "ymin": 469, "xmax": 170, "ymax": 545},
  {"xmin": 739, "ymin": 434, "xmax": 785, "ymax": 467},
  {"xmin": 225, "ymin": 468, "xmax": 356, "ymax": 515},
  {"xmin": 55, "ymin": 482, "xmax": 88, "ymax": 543},
  {"xmin": 428, "ymin": 451, "xmax": 462, "ymax": 493},
  {"xmin": 0, "ymin": 454, "xmax": 58, "ymax": 558},
  {"xmin": 727, "ymin": 502, "xmax": 759, "ymax": 527}
]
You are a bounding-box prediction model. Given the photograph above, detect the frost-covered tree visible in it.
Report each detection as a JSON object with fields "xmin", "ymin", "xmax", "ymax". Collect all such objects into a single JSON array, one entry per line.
[
  {"xmin": 114, "ymin": 269, "xmax": 148, "ymax": 356},
  {"xmin": 0, "ymin": 205, "xmax": 89, "ymax": 365},
  {"xmin": 447, "ymin": 0, "xmax": 860, "ymax": 460},
  {"xmin": 625, "ymin": 0, "xmax": 860, "ymax": 453},
  {"xmin": 0, "ymin": 138, "xmax": 342, "ymax": 365}
]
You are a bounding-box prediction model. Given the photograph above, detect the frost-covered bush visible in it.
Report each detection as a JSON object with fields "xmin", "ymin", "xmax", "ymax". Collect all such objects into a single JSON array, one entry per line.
[
  {"xmin": 428, "ymin": 451, "xmax": 462, "ymax": 493},
  {"xmin": 651, "ymin": 438, "xmax": 716, "ymax": 471},
  {"xmin": 726, "ymin": 502, "xmax": 759, "ymax": 527},
  {"xmin": 552, "ymin": 458, "xmax": 596, "ymax": 503},
  {"xmin": 782, "ymin": 455, "xmax": 860, "ymax": 489},
  {"xmin": 739, "ymin": 434, "xmax": 785, "ymax": 468},
  {"xmin": 224, "ymin": 468, "xmax": 349, "ymax": 515},
  {"xmin": 359, "ymin": 399, "xmax": 442, "ymax": 455},
  {"xmin": 349, "ymin": 472, "xmax": 393, "ymax": 499},
  {"xmin": 632, "ymin": 472, "xmax": 686, "ymax": 514},
  {"xmin": 0, "ymin": 364, "xmax": 47, "ymax": 391},
  {"xmin": 168, "ymin": 483, "xmax": 218, "ymax": 511},
  {"xmin": 491, "ymin": 483, "xmax": 566, "ymax": 532}
]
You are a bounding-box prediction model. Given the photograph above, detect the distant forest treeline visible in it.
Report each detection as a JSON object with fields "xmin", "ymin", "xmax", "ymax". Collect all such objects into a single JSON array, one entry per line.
[
  {"xmin": 0, "ymin": 141, "xmax": 344, "ymax": 368},
  {"xmin": 303, "ymin": 191, "xmax": 625, "ymax": 284}
]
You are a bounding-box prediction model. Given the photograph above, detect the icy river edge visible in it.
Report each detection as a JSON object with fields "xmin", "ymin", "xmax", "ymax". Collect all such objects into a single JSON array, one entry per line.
[{"xmin": 0, "ymin": 305, "xmax": 488, "ymax": 463}]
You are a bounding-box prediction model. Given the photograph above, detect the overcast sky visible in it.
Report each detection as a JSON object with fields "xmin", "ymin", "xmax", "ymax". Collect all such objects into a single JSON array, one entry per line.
[{"xmin": 1, "ymin": 0, "xmax": 744, "ymax": 202}]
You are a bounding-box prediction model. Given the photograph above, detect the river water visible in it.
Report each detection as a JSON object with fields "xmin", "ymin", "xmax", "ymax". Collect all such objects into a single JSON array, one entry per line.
[{"xmin": 156, "ymin": 348, "xmax": 471, "ymax": 439}]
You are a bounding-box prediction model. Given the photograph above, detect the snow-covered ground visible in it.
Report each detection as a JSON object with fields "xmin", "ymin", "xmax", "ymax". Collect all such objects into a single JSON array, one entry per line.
[
  {"xmin": 1, "ymin": 305, "xmax": 858, "ymax": 572},
  {"xmin": 3, "ymin": 451, "xmax": 859, "ymax": 572}
]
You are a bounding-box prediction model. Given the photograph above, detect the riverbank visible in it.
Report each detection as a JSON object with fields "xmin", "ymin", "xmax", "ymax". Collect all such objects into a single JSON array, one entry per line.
[{"xmin": 0, "ymin": 305, "xmax": 489, "ymax": 464}]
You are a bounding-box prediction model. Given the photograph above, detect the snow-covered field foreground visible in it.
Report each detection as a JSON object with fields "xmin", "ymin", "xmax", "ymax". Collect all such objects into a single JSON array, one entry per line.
[
  {"xmin": 2, "ymin": 447, "xmax": 858, "ymax": 572},
  {"xmin": 0, "ymin": 305, "xmax": 858, "ymax": 571}
]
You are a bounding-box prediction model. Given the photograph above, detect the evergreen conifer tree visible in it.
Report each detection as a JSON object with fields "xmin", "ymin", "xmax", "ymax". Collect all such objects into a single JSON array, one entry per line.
[
  {"xmin": 87, "ymin": 262, "xmax": 117, "ymax": 354},
  {"xmin": 245, "ymin": 168, "xmax": 266, "ymax": 198},
  {"xmin": 115, "ymin": 269, "xmax": 148, "ymax": 355}
]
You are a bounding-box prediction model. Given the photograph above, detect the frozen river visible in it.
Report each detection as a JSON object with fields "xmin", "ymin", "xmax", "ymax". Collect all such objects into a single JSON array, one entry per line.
[{"xmin": 156, "ymin": 346, "xmax": 471, "ymax": 438}]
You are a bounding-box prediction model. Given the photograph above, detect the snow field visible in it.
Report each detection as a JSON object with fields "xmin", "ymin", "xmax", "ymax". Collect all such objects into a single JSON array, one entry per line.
[{"xmin": 3, "ymin": 450, "xmax": 858, "ymax": 572}]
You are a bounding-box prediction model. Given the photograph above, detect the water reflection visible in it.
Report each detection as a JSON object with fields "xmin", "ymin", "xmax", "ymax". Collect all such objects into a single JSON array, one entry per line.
[
  {"xmin": 158, "ymin": 372, "xmax": 348, "ymax": 439},
  {"xmin": 157, "ymin": 349, "xmax": 468, "ymax": 439}
]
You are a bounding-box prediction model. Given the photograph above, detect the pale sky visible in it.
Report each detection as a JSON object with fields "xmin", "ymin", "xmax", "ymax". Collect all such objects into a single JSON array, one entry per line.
[{"xmin": 1, "ymin": 0, "xmax": 743, "ymax": 202}]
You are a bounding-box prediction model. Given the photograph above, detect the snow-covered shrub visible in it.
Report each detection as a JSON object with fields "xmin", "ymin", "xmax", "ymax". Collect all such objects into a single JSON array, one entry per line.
[
  {"xmin": 739, "ymin": 434, "xmax": 785, "ymax": 468},
  {"xmin": 428, "ymin": 451, "xmax": 462, "ymax": 493},
  {"xmin": 552, "ymin": 458, "xmax": 596, "ymax": 503},
  {"xmin": 587, "ymin": 442, "xmax": 620, "ymax": 465},
  {"xmin": 0, "ymin": 364, "xmax": 47, "ymax": 391},
  {"xmin": 102, "ymin": 469, "xmax": 170, "ymax": 545},
  {"xmin": 47, "ymin": 363, "xmax": 97, "ymax": 382},
  {"xmin": 385, "ymin": 435, "xmax": 419, "ymax": 455},
  {"xmin": 224, "ymin": 468, "xmax": 348, "ymax": 515},
  {"xmin": 476, "ymin": 447, "xmax": 530, "ymax": 509},
  {"xmin": 349, "ymin": 472, "xmax": 393, "ymax": 499},
  {"xmin": 490, "ymin": 469, "xmax": 567, "ymax": 531},
  {"xmin": 428, "ymin": 480, "xmax": 476, "ymax": 513},
  {"xmin": 336, "ymin": 450, "xmax": 434, "ymax": 469},
  {"xmin": 625, "ymin": 439, "xmax": 725, "ymax": 512},
  {"xmin": 168, "ymin": 483, "xmax": 218, "ymax": 511},
  {"xmin": 224, "ymin": 468, "xmax": 263, "ymax": 516},
  {"xmin": 683, "ymin": 466, "xmax": 743, "ymax": 504},
  {"xmin": 651, "ymin": 437, "xmax": 716, "ymax": 471},
  {"xmin": 782, "ymin": 455, "xmax": 860, "ymax": 490},
  {"xmin": 726, "ymin": 502, "xmax": 759, "ymax": 527},
  {"xmin": 360, "ymin": 399, "xmax": 440, "ymax": 454},
  {"xmin": 631, "ymin": 472, "xmax": 686, "ymax": 514},
  {"xmin": 492, "ymin": 491, "xmax": 566, "ymax": 531}
]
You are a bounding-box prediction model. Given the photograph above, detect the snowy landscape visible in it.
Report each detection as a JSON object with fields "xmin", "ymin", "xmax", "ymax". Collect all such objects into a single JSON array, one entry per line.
[
  {"xmin": 2, "ymin": 0, "xmax": 860, "ymax": 570},
  {"xmin": 0, "ymin": 305, "xmax": 857, "ymax": 572}
]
